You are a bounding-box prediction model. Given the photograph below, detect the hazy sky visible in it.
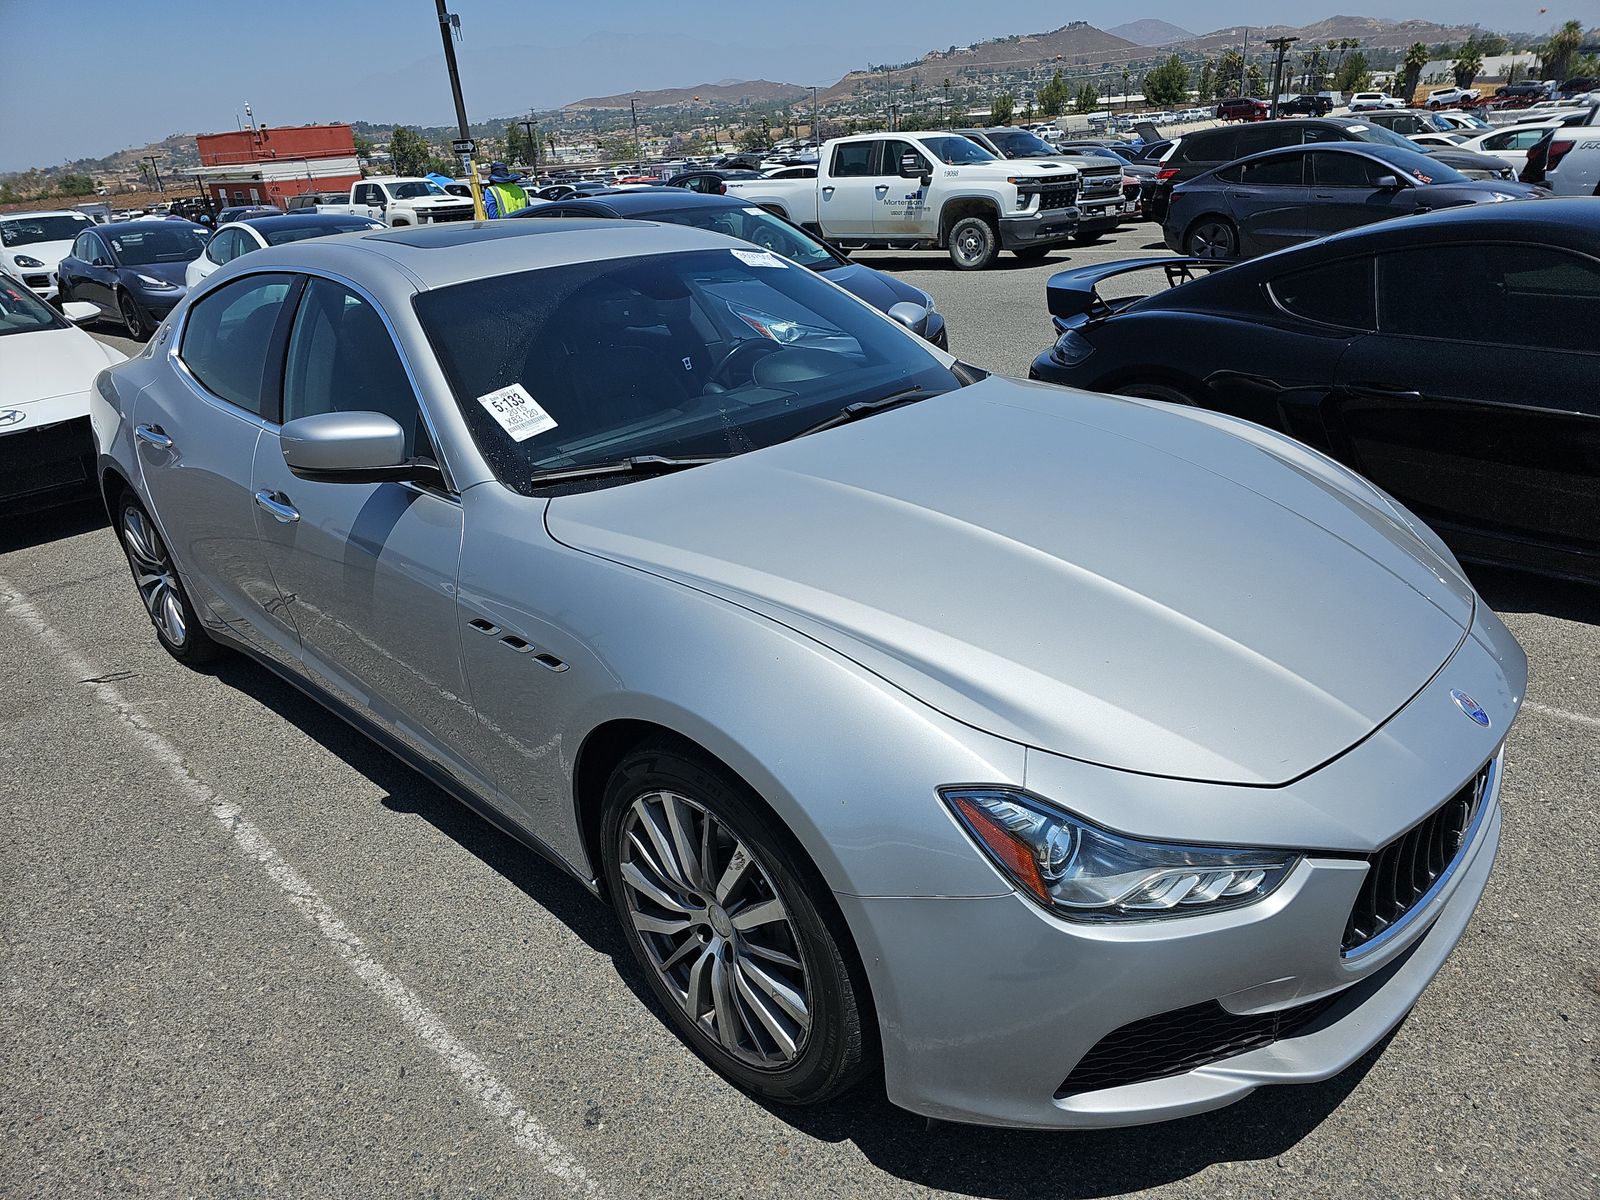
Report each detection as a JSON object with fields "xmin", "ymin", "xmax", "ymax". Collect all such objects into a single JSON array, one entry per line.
[{"xmin": 0, "ymin": 0, "xmax": 1578, "ymax": 171}]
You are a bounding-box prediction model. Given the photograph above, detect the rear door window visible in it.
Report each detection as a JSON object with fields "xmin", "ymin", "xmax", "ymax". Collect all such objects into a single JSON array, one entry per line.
[
  {"xmin": 1270, "ymin": 257, "xmax": 1375, "ymax": 329},
  {"xmin": 179, "ymin": 273, "xmax": 296, "ymax": 415},
  {"xmin": 1175, "ymin": 129, "xmax": 1237, "ymax": 164},
  {"xmin": 1238, "ymin": 153, "xmax": 1305, "ymax": 185},
  {"xmin": 830, "ymin": 141, "xmax": 877, "ymax": 178}
]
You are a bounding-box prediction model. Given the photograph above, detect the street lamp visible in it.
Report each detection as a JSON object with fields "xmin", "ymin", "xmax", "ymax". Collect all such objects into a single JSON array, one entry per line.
[{"xmin": 810, "ymin": 86, "xmax": 820, "ymax": 142}]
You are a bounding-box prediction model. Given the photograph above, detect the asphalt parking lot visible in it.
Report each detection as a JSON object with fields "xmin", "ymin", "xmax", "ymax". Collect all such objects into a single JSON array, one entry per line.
[{"xmin": 3, "ymin": 223, "xmax": 1597, "ymax": 1199}]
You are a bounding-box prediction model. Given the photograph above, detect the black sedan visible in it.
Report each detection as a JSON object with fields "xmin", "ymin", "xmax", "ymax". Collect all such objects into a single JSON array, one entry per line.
[
  {"xmin": 665, "ymin": 169, "xmax": 766, "ymax": 195},
  {"xmin": 55, "ymin": 219, "xmax": 210, "ymax": 339},
  {"xmin": 1027, "ymin": 200, "xmax": 1600, "ymax": 582},
  {"xmin": 1163, "ymin": 142, "xmax": 1542, "ymax": 259},
  {"xmin": 511, "ymin": 189, "xmax": 947, "ymax": 347}
]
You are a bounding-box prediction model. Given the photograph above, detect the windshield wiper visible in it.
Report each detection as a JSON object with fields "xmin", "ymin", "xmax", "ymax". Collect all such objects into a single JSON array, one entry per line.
[
  {"xmin": 791, "ymin": 387, "xmax": 927, "ymax": 439},
  {"xmin": 528, "ymin": 454, "xmax": 725, "ymax": 486}
]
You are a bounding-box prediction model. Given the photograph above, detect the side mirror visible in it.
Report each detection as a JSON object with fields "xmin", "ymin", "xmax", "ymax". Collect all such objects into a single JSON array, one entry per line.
[
  {"xmin": 886, "ymin": 300, "xmax": 927, "ymax": 333},
  {"xmin": 280, "ymin": 411, "xmax": 434, "ymax": 485},
  {"xmin": 1373, "ymin": 174, "xmax": 1403, "ymax": 189},
  {"xmin": 898, "ymin": 151, "xmax": 929, "ymax": 184},
  {"xmin": 61, "ymin": 300, "xmax": 99, "ymax": 324}
]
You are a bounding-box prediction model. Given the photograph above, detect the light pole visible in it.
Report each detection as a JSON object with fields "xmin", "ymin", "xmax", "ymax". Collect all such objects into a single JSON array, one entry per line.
[
  {"xmin": 142, "ymin": 155, "xmax": 165, "ymax": 194},
  {"xmin": 432, "ymin": 0, "xmax": 485, "ymax": 218},
  {"xmin": 520, "ymin": 117, "xmax": 538, "ymax": 174},
  {"xmin": 810, "ymin": 86, "xmax": 820, "ymax": 142}
]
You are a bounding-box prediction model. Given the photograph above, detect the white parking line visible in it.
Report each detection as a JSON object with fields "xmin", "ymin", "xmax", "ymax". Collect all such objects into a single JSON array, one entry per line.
[
  {"xmin": 0, "ymin": 577, "xmax": 605, "ymax": 1199},
  {"xmin": 1525, "ymin": 700, "xmax": 1600, "ymax": 731}
]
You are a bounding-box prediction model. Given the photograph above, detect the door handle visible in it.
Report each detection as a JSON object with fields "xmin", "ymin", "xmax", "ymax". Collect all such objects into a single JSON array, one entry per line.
[
  {"xmin": 821, "ymin": 185, "xmax": 835, "ymax": 195},
  {"xmin": 253, "ymin": 490, "xmax": 300, "ymax": 523},
  {"xmin": 134, "ymin": 423, "xmax": 174, "ymax": 450},
  {"xmin": 1349, "ymin": 383, "xmax": 1424, "ymax": 400}
]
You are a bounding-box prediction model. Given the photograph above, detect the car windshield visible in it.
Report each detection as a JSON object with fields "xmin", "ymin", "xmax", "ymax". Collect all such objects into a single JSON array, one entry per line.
[
  {"xmin": 390, "ymin": 181, "xmax": 446, "ymax": 199},
  {"xmin": 1, "ymin": 214, "xmax": 91, "ymax": 247},
  {"xmin": 261, "ymin": 218, "xmax": 383, "ymax": 245},
  {"xmin": 103, "ymin": 225, "xmax": 209, "ymax": 265},
  {"xmin": 1363, "ymin": 144, "xmax": 1471, "ymax": 184},
  {"xmin": 638, "ymin": 206, "xmax": 837, "ymax": 270},
  {"xmin": 0, "ymin": 274, "xmax": 68, "ymax": 336},
  {"xmin": 985, "ymin": 130, "xmax": 1057, "ymax": 158},
  {"xmin": 414, "ymin": 248, "xmax": 956, "ymax": 492},
  {"xmin": 919, "ymin": 136, "xmax": 997, "ymax": 165},
  {"xmin": 1343, "ymin": 121, "xmax": 1430, "ymax": 151}
]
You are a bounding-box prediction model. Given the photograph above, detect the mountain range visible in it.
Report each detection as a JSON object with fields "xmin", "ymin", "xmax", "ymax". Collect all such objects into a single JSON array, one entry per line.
[{"xmin": 1106, "ymin": 20, "xmax": 1197, "ymax": 46}]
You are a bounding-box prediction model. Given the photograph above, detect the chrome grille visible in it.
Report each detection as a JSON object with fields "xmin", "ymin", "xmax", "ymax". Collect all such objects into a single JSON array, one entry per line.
[
  {"xmin": 1342, "ymin": 761, "xmax": 1492, "ymax": 956},
  {"xmin": 1079, "ymin": 170, "xmax": 1122, "ymax": 197}
]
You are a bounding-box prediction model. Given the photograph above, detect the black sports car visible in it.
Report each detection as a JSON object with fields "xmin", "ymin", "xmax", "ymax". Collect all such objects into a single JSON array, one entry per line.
[{"xmin": 1027, "ymin": 200, "xmax": 1600, "ymax": 582}]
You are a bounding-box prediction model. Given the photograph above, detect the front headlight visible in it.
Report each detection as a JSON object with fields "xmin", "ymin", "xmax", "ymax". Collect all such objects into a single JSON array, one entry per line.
[
  {"xmin": 942, "ymin": 788, "xmax": 1299, "ymax": 921},
  {"xmin": 13, "ymin": 255, "xmax": 45, "ymax": 269},
  {"xmin": 135, "ymin": 273, "xmax": 178, "ymax": 290},
  {"xmin": 1051, "ymin": 328, "xmax": 1096, "ymax": 366}
]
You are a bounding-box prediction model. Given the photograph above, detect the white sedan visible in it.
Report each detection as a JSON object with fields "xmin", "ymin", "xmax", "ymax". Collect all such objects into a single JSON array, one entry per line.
[
  {"xmin": 1408, "ymin": 132, "xmax": 1469, "ymax": 148},
  {"xmin": 187, "ymin": 211, "xmax": 384, "ymax": 288},
  {"xmin": 1457, "ymin": 120, "xmax": 1568, "ymax": 166},
  {"xmin": 0, "ymin": 276, "xmax": 124, "ymax": 510}
]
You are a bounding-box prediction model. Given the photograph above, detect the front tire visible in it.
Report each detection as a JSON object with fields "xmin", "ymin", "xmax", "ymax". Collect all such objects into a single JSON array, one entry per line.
[
  {"xmin": 947, "ymin": 215, "xmax": 999, "ymax": 270},
  {"xmin": 116, "ymin": 494, "xmax": 222, "ymax": 667},
  {"xmin": 600, "ymin": 740, "xmax": 871, "ymax": 1106},
  {"xmin": 118, "ymin": 290, "xmax": 149, "ymax": 341},
  {"xmin": 1118, "ymin": 379, "xmax": 1201, "ymax": 406},
  {"xmin": 1184, "ymin": 217, "xmax": 1239, "ymax": 259}
]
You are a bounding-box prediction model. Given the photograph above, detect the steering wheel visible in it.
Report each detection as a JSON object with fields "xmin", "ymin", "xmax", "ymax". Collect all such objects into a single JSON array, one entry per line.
[
  {"xmin": 744, "ymin": 223, "xmax": 788, "ymax": 255},
  {"xmin": 707, "ymin": 339, "xmax": 782, "ymax": 389}
]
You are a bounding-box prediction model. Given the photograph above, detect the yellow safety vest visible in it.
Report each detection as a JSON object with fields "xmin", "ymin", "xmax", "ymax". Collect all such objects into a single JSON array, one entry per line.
[{"xmin": 487, "ymin": 182, "xmax": 529, "ymax": 218}]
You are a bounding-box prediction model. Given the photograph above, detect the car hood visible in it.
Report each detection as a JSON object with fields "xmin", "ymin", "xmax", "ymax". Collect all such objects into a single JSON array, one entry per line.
[
  {"xmin": 0, "ymin": 324, "xmax": 120, "ymax": 407},
  {"xmin": 3, "ymin": 237, "xmax": 77, "ymax": 269},
  {"xmin": 819, "ymin": 262, "xmax": 926, "ymax": 315},
  {"xmin": 546, "ymin": 380, "xmax": 1475, "ymax": 785}
]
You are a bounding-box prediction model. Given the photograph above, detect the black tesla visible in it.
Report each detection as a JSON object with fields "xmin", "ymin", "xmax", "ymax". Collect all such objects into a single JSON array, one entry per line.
[{"xmin": 1027, "ymin": 200, "xmax": 1600, "ymax": 583}]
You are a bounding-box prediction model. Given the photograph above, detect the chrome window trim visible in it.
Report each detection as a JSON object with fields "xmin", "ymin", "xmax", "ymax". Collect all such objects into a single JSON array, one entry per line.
[{"xmin": 1341, "ymin": 751, "xmax": 1500, "ymax": 961}]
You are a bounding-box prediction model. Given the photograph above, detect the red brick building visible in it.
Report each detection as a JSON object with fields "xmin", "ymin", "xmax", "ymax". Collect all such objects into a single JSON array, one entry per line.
[{"xmin": 191, "ymin": 123, "xmax": 361, "ymax": 208}]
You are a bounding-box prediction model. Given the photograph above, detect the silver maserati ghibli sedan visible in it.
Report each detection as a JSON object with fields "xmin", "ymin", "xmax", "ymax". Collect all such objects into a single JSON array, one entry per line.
[{"xmin": 91, "ymin": 220, "xmax": 1525, "ymax": 1129}]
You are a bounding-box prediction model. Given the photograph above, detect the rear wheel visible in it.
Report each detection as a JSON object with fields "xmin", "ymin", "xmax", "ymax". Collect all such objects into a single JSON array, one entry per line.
[
  {"xmin": 601, "ymin": 740, "xmax": 871, "ymax": 1105},
  {"xmin": 947, "ymin": 216, "xmax": 999, "ymax": 270},
  {"xmin": 116, "ymin": 494, "xmax": 222, "ymax": 667},
  {"xmin": 1185, "ymin": 217, "xmax": 1238, "ymax": 259}
]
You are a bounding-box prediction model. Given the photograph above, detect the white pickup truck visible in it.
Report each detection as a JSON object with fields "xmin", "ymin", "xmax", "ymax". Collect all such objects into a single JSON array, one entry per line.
[
  {"xmin": 726, "ymin": 132, "xmax": 1081, "ymax": 269},
  {"xmin": 332, "ymin": 176, "xmax": 475, "ymax": 226}
]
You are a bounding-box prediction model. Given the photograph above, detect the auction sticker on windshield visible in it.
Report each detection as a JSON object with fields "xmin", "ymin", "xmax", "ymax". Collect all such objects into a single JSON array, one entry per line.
[
  {"xmin": 731, "ymin": 248, "xmax": 786, "ymax": 269},
  {"xmin": 477, "ymin": 383, "xmax": 558, "ymax": 441}
]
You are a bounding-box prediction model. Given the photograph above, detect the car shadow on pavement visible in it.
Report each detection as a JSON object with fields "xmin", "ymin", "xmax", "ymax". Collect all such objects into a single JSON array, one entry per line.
[
  {"xmin": 762, "ymin": 1030, "xmax": 1394, "ymax": 1198},
  {"xmin": 0, "ymin": 496, "xmax": 108, "ymax": 554},
  {"xmin": 1467, "ymin": 564, "xmax": 1599, "ymax": 625}
]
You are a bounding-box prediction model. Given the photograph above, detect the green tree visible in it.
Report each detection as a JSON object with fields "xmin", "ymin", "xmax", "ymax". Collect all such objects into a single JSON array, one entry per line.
[
  {"xmin": 991, "ymin": 90, "xmax": 1014, "ymax": 125},
  {"xmin": 1073, "ymin": 82, "xmax": 1100, "ymax": 113},
  {"xmin": 1037, "ymin": 69, "xmax": 1068, "ymax": 118},
  {"xmin": 1214, "ymin": 49, "xmax": 1244, "ymax": 97},
  {"xmin": 1452, "ymin": 43, "xmax": 1484, "ymax": 89},
  {"xmin": 1541, "ymin": 19, "xmax": 1584, "ymax": 82},
  {"xmin": 1246, "ymin": 62, "xmax": 1267, "ymax": 97},
  {"xmin": 1196, "ymin": 59, "xmax": 1216, "ymax": 101},
  {"xmin": 388, "ymin": 126, "xmax": 434, "ymax": 176},
  {"xmin": 1334, "ymin": 51, "xmax": 1372, "ymax": 94},
  {"xmin": 1143, "ymin": 54, "xmax": 1191, "ymax": 106},
  {"xmin": 55, "ymin": 173, "xmax": 95, "ymax": 196},
  {"xmin": 1399, "ymin": 42, "xmax": 1430, "ymax": 105},
  {"xmin": 737, "ymin": 123, "xmax": 769, "ymax": 152},
  {"xmin": 353, "ymin": 134, "xmax": 375, "ymax": 162}
]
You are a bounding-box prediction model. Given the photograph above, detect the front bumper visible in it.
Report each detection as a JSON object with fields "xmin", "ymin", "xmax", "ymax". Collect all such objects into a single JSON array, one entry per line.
[
  {"xmin": 999, "ymin": 207, "xmax": 1081, "ymax": 249},
  {"xmin": 837, "ymin": 602, "xmax": 1522, "ymax": 1128},
  {"xmin": 1077, "ymin": 196, "xmax": 1124, "ymax": 232}
]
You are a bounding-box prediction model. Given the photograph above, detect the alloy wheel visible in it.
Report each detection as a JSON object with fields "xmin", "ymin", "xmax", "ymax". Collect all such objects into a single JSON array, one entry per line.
[
  {"xmin": 1187, "ymin": 220, "xmax": 1237, "ymax": 259},
  {"xmin": 617, "ymin": 790, "xmax": 812, "ymax": 1069},
  {"xmin": 121, "ymin": 507, "xmax": 187, "ymax": 647},
  {"xmin": 119, "ymin": 292, "xmax": 147, "ymax": 340}
]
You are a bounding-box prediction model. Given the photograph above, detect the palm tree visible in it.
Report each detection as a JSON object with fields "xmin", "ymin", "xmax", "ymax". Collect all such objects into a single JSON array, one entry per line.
[
  {"xmin": 1399, "ymin": 42, "xmax": 1430, "ymax": 104},
  {"xmin": 1542, "ymin": 19, "xmax": 1585, "ymax": 83}
]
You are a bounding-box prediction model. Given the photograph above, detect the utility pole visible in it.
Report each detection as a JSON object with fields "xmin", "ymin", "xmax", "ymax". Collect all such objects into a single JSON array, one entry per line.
[
  {"xmin": 1267, "ymin": 36, "xmax": 1299, "ymax": 118},
  {"xmin": 810, "ymin": 86, "xmax": 820, "ymax": 142},
  {"xmin": 629, "ymin": 98, "xmax": 642, "ymax": 170},
  {"xmin": 1239, "ymin": 27, "xmax": 1249, "ymax": 96},
  {"xmin": 142, "ymin": 155, "xmax": 165, "ymax": 194},
  {"xmin": 520, "ymin": 117, "xmax": 537, "ymax": 174},
  {"xmin": 433, "ymin": 0, "xmax": 485, "ymax": 219},
  {"xmin": 889, "ymin": 102, "xmax": 899, "ymax": 132}
]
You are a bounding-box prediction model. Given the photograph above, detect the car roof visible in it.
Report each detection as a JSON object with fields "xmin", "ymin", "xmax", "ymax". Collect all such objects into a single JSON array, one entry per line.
[
  {"xmin": 0, "ymin": 209, "xmax": 91, "ymax": 220},
  {"xmin": 214, "ymin": 218, "xmax": 744, "ymax": 295},
  {"xmin": 540, "ymin": 190, "xmax": 746, "ymax": 216},
  {"xmin": 102, "ymin": 218, "xmax": 206, "ymax": 233}
]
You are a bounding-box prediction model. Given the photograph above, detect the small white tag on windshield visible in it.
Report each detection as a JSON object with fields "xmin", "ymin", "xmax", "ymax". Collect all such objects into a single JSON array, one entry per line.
[
  {"xmin": 477, "ymin": 383, "xmax": 557, "ymax": 442},
  {"xmin": 731, "ymin": 248, "xmax": 786, "ymax": 269}
]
